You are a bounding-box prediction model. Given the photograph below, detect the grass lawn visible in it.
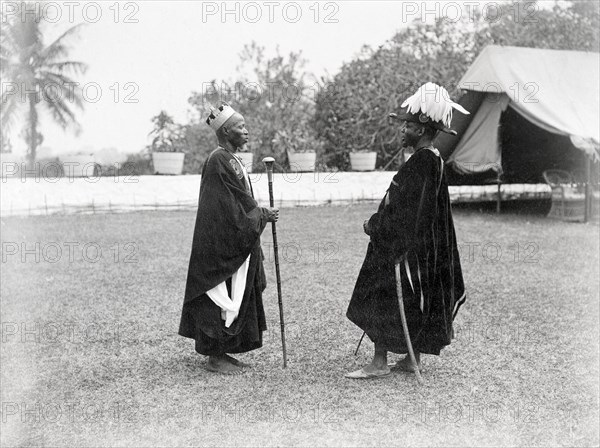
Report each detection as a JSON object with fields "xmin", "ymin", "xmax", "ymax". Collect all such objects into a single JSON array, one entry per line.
[{"xmin": 1, "ymin": 205, "xmax": 599, "ymax": 447}]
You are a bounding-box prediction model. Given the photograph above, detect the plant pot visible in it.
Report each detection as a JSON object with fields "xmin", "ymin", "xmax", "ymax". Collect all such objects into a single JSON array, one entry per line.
[
  {"xmin": 60, "ymin": 154, "xmax": 98, "ymax": 177},
  {"xmin": 288, "ymin": 152, "xmax": 316, "ymax": 172},
  {"xmin": 350, "ymin": 151, "xmax": 377, "ymax": 171},
  {"xmin": 152, "ymin": 152, "xmax": 185, "ymax": 175},
  {"xmin": 236, "ymin": 152, "xmax": 254, "ymax": 173}
]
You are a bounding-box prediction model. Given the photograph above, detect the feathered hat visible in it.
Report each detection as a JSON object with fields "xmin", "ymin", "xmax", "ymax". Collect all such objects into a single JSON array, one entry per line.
[
  {"xmin": 390, "ymin": 82, "xmax": 469, "ymax": 135},
  {"xmin": 206, "ymin": 103, "xmax": 237, "ymax": 131}
]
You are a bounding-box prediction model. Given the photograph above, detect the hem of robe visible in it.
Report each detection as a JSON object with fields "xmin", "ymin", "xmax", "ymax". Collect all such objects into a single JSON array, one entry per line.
[
  {"xmin": 193, "ymin": 325, "xmax": 264, "ymax": 356},
  {"xmin": 346, "ymin": 312, "xmax": 450, "ymax": 356},
  {"xmin": 375, "ymin": 340, "xmax": 447, "ymax": 356},
  {"xmin": 179, "ymin": 294, "xmax": 267, "ymax": 356}
]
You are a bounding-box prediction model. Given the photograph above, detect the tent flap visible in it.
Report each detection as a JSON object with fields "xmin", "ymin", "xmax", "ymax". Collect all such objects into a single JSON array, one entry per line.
[{"xmin": 448, "ymin": 93, "xmax": 509, "ymax": 174}]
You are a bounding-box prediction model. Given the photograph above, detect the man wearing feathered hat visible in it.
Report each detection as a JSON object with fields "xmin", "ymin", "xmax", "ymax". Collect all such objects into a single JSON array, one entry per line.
[
  {"xmin": 178, "ymin": 103, "xmax": 279, "ymax": 374},
  {"xmin": 346, "ymin": 83, "xmax": 468, "ymax": 379}
]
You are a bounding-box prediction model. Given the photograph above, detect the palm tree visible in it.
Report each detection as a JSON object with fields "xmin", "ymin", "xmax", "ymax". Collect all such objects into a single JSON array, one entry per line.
[{"xmin": 1, "ymin": 2, "xmax": 88, "ymax": 167}]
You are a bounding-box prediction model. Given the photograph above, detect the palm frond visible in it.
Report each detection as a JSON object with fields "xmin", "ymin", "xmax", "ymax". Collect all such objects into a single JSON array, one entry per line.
[
  {"xmin": 44, "ymin": 61, "xmax": 88, "ymax": 75},
  {"xmin": 45, "ymin": 95, "xmax": 77, "ymax": 129},
  {"xmin": 1, "ymin": 95, "xmax": 20, "ymax": 135},
  {"xmin": 38, "ymin": 71, "xmax": 85, "ymax": 110},
  {"xmin": 40, "ymin": 24, "xmax": 86, "ymax": 64}
]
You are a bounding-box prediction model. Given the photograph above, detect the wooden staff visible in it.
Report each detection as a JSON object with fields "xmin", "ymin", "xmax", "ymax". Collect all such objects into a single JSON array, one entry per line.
[
  {"xmin": 262, "ymin": 157, "xmax": 287, "ymax": 368},
  {"xmin": 395, "ymin": 260, "xmax": 424, "ymax": 386}
]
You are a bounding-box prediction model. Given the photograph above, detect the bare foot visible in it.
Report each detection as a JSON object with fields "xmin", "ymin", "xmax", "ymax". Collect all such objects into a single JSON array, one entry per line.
[
  {"xmin": 345, "ymin": 362, "xmax": 390, "ymax": 379},
  {"xmin": 390, "ymin": 355, "xmax": 421, "ymax": 372},
  {"xmin": 206, "ymin": 356, "xmax": 243, "ymax": 375},
  {"xmin": 224, "ymin": 354, "xmax": 251, "ymax": 368},
  {"xmin": 361, "ymin": 362, "xmax": 390, "ymax": 375},
  {"xmin": 346, "ymin": 345, "xmax": 391, "ymax": 379}
]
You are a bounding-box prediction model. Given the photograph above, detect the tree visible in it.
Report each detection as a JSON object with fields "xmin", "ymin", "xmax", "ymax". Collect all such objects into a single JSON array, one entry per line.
[
  {"xmin": 314, "ymin": 14, "xmax": 486, "ymax": 170},
  {"xmin": 1, "ymin": 2, "xmax": 88, "ymax": 167},
  {"xmin": 315, "ymin": 0, "xmax": 599, "ymax": 169},
  {"xmin": 483, "ymin": 0, "xmax": 599, "ymax": 52},
  {"xmin": 185, "ymin": 42, "xmax": 321, "ymax": 172}
]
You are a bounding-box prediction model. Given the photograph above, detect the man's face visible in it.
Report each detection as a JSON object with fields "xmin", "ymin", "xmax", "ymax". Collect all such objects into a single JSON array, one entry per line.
[
  {"xmin": 400, "ymin": 121, "xmax": 422, "ymax": 148},
  {"xmin": 224, "ymin": 113, "xmax": 249, "ymax": 148}
]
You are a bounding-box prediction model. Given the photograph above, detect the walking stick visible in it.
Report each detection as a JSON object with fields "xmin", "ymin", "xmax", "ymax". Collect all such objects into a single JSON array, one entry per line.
[
  {"xmin": 354, "ymin": 332, "xmax": 366, "ymax": 356},
  {"xmin": 395, "ymin": 260, "xmax": 424, "ymax": 386},
  {"xmin": 262, "ymin": 157, "xmax": 287, "ymax": 368}
]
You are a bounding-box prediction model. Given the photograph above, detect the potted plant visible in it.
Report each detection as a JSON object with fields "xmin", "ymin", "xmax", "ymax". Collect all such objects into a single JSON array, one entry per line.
[
  {"xmin": 275, "ymin": 129, "xmax": 319, "ymax": 173},
  {"xmin": 148, "ymin": 111, "xmax": 186, "ymax": 175},
  {"xmin": 349, "ymin": 146, "xmax": 377, "ymax": 171}
]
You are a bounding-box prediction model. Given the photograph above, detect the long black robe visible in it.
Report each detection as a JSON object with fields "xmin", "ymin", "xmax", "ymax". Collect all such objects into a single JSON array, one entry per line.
[
  {"xmin": 179, "ymin": 148, "xmax": 270, "ymax": 355},
  {"xmin": 347, "ymin": 147, "xmax": 466, "ymax": 355}
]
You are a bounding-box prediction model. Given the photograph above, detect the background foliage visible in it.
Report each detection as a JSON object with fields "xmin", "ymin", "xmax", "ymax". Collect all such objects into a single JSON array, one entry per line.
[
  {"xmin": 0, "ymin": 2, "xmax": 87, "ymax": 167},
  {"xmin": 314, "ymin": 0, "xmax": 600, "ymax": 170},
  {"xmin": 184, "ymin": 43, "xmax": 321, "ymax": 173},
  {"xmin": 140, "ymin": 0, "xmax": 599, "ymax": 174}
]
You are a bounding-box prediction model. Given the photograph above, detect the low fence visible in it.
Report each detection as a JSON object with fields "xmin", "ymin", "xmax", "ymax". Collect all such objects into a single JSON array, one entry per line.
[{"xmin": 2, "ymin": 171, "xmax": 563, "ymax": 218}]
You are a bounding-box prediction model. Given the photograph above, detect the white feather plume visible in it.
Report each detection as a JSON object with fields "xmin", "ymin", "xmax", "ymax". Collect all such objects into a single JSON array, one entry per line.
[{"xmin": 401, "ymin": 82, "xmax": 469, "ymax": 127}]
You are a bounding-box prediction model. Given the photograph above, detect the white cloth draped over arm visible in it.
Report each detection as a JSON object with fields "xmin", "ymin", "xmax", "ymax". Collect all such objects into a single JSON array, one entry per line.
[{"xmin": 206, "ymin": 256, "xmax": 250, "ymax": 327}]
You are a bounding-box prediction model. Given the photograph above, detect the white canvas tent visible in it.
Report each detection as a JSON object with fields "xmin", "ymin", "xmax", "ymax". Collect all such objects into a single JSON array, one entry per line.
[{"xmin": 436, "ymin": 46, "xmax": 600, "ymax": 184}]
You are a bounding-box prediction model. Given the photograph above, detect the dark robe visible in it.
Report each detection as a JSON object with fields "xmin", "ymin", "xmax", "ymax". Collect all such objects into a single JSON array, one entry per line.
[
  {"xmin": 179, "ymin": 148, "xmax": 270, "ymax": 355},
  {"xmin": 347, "ymin": 146, "xmax": 466, "ymax": 355}
]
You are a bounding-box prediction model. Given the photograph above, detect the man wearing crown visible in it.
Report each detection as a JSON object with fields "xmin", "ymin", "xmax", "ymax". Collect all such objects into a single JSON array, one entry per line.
[
  {"xmin": 178, "ymin": 104, "xmax": 279, "ymax": 375},
  {"xmin": 346, "ymin": 83, "xmax": 468, "ymax": 379}
]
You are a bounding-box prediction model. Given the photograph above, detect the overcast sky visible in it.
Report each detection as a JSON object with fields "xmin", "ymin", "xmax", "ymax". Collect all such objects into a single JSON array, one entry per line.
[{"xmin": 3, "ymin": 0, "xmax": 546, "ymax": 157}]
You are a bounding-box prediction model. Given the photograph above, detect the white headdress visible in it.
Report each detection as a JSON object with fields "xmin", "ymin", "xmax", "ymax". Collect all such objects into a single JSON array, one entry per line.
[{"xmin": 398, "ymin": 82, "xmax": 469, "ymax": 134}]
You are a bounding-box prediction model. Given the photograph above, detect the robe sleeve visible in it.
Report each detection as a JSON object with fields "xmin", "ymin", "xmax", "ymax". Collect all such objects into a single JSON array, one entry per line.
[{"xmin": 367, "ymin": 150, "xmax": 440, "ymax": 259}]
